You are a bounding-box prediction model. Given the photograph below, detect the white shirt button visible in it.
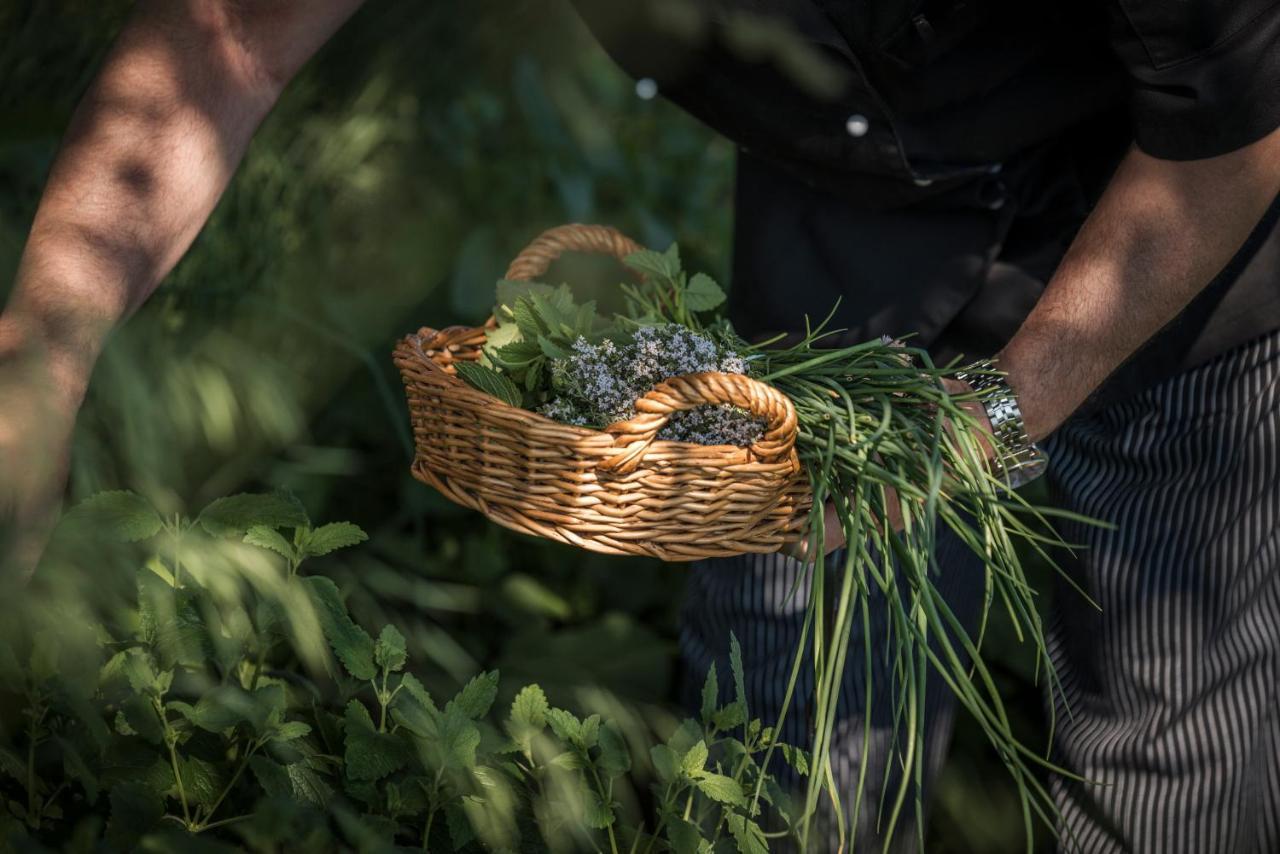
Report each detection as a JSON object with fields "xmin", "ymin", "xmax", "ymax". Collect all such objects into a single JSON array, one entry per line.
[{"xmin": 845, "ymin": 114, "xmax": 870, "ymax": 138}]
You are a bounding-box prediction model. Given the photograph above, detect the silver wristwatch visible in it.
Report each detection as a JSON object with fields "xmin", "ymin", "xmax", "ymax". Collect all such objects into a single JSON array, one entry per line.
[{"xmin": 955, "ymin": 365, "xmax": 1048, "ymax": 490}]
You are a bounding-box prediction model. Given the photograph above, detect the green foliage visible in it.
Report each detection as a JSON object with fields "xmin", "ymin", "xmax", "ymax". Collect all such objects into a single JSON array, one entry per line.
[
  {"xmin": 620, "ymin": 243, "xmax": 728, "ymax": 329},
  {"xmin": 0, "ymin": 491, "xmax": 805, "ymax": 852},
  {"xmin": 453, "ymin": 361, "xmax": 524, "ymax": 407}
]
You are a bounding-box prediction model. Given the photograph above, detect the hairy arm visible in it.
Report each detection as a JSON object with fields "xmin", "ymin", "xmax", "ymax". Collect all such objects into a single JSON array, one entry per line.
[
  {"xmin": 1000, "ymin": 127, "xmax": 1280, "ymax": 441},
  {"xmin": 0, "ymin": 0, "xmax": 365, "ymax": 577}
]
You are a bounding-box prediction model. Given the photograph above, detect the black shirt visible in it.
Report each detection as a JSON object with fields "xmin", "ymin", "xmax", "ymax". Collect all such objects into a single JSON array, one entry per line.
[{"xmin": 572, "ymin": 0, "xmax": 1280, "ymax": 408}]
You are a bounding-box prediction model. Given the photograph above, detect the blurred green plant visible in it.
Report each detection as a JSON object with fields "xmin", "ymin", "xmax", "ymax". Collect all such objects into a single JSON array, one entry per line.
[{"xmin": 0, "ymin": 492, "xmax": 811, "ymax": 853}]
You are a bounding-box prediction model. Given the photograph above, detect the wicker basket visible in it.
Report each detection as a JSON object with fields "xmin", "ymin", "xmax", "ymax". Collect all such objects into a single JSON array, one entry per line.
[{"xmin": 393, "ymin": 224, "xmax": 811, "ymax": 561}]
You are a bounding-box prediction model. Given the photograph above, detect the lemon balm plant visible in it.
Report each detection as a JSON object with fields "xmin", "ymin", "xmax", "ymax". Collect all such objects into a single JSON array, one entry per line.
[
  {"xmin": 0, "ymin": 491, "xmax": 806, "ymax": 853},
  {"xmin": 419, "ymin": 225, "xmax": 1095, "ymax": 850}
]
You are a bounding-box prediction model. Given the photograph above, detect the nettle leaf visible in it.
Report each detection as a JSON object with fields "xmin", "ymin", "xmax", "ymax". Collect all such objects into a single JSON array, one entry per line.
[
  {"xmin": 343, "ymin": 700, "xmax": 406, "ymax": 781},
  {"xmin": 450, "ymin": 670, "xmax": 499, "ymax": 720},
  {"xmin": 373, "ymin": 625, "xmax": 407, "ymax": 673},
  {"xmin": 454, "ymin": 362, "xmax": 523, "ymax": 408},
  {"xmin": 699, "ymin": 663, "xmax": 719, "ymax": 726},
  {"xmin": 73, "ymin": 491, "xmax": 164, "ymax": 542},
  {"xmin": 681, "ymin": 740, "xmax": 709, "ymax": 778},
  {"xmin": 196, "ymin": 492, "xmax": 308, "ymax": 537},
  {"xmin": 507, "ymin": 684, "xmax": 548, "ymax": 746},
  {"xmin": 685, "ymin": 273, "xmax": 727, "ymax": 312},
  {"xmin": 711, "ymin": 702, "xmax": 746, "ymax": 733},
  {"xmin": 244, "ymin": 525, "xmax": 295, "ymax": 561},
  {"xmin": 302, "ymin": 522, "xmax": 369, "ymax": 558},
  {"xmin": 597, "ymin": 721, "xmax": 631, "ymax": 778},
  {"xmin": 304, "ymin": 576, "xmax": 376, "ymax": 680},
  {"xmin": 694, "ymin": 773, "xmax": 746, "ymax": 808}
]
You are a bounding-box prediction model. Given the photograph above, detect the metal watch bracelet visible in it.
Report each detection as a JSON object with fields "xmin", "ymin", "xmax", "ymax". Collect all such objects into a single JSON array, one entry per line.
[{"xmin": 954, "ymin": 364, "xmax": 1048, "ymax": 490}]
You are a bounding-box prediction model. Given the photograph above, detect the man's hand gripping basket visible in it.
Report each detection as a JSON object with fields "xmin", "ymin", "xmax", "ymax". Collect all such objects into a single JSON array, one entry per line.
[{"xmin": 393, "ymin": 224, "xmax": 810, "ymax": 561}]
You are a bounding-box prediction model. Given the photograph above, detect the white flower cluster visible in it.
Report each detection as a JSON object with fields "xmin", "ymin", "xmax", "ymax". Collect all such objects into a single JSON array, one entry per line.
[{"xmin": 539, "ymin": 325, "xmax": 765, "ymax": 446}]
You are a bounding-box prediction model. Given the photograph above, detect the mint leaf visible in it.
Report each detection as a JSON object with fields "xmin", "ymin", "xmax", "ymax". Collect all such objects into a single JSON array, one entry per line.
[
  {"xmin": 666, "ymin": 817, "xmax": 707, "ymax": 854},
  {"xmin": 712, "ymin": 702, "xmax": 746, "ymax": 733},
  {"xmin": 545, "ymin": 707, "xmax": 583, "ymax": 744},
  {"xmin": 244, "ymin": 525, "xmax": 295, "ymax": 561},
  {"xmin": 597, "ymin": 721, "xmax": 631, "ymax": 778},
  {"xmin": 650, "ymin": 744, "xmax": 679, "ymax": 784},
  {"xmin": 450, "ymin": 670, "xmax": 499, "ymax": 720},
  {"xmin": 72, "ymin": 491, "xmax": 163, "ymax": 542},
  {"xmin": 694, "ymin": 773, "xmax": 746, "ymax": 807},
  {"xmin": 681, "ymin": 740, "xmax": 708, "ymax": 777},
  {"xmin": 196, "ymin": 492, "xmax": 307, "ymax": 537},
  {"xmin": 726, "ymin": 814, "xmax": 768, "ymax": 854},
  {"xmin": 392, "ymin": 673, "xmax": 440, "ymax": 732},
  {"xmin": 301, "ymin": 522, "xmax": 368, "ymax": 557},
  {"xmin": 685, "ymin": 273, "xmax": 726, "ymax": 312},
  {"xmin": 304, "ymin": 576, "xmax": 376, "ymax": 680},
  {"xmin": 271, "ymin": 721, "xmax": 312, "ymax": 742},
  {"xmin": 507, "ymin": 684, "xmax": 548, "ymax": 748},
  {"xmin": 454, "ymin": 362, "xmax": 523, "ymax": 407},
  {"xmin": 373, "ymin": 625, "xmax": 407, "ymax": 673},
  {"xmin": 439, "ymin": 704, "xmax": 481, "ymax": 771},
  {"xmin": 169, "ymin": 685, "xmax": 254, "ymax": 733},
  {"xmin": 343, "ymin": 700, "xmax": 406, "ymax": 781},
  {"xmin": 495, "ymin": 279, "xmax": 556, "ymax": 318},
  {"xmin": 583, "ymin": 789, "xmax": 616, "ymax": 829}
]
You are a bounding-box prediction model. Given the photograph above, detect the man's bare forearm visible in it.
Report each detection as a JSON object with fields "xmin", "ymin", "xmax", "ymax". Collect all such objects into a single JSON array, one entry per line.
[
  {"xmin": 2, "ymin": 0, "xmax": 363, "ymax": 386},
  {"xmin": 999, "ymin": 127, "xmax": 1280, "ymax": 441}
]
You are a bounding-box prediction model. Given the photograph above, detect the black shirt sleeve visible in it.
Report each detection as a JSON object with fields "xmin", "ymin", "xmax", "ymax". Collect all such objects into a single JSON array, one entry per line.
[{"xmin": 1108, "ymin": 0, "xmax": 1280, "ymax": 159}]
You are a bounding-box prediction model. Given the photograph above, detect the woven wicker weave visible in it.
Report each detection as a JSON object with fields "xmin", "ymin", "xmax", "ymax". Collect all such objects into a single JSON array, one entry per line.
[{"xmin": 393, "ymin": 224, "xmax": 810, "ymax": 561}]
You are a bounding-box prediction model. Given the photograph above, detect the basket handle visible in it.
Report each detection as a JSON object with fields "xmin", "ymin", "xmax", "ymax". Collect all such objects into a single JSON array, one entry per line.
[
  {"xmin": 600, "ymin": 372, "xmax": 799, "ymax": 475},
  {"xmin": 504, "ymin": 224, "xmax": 644, "ymax": 282}
]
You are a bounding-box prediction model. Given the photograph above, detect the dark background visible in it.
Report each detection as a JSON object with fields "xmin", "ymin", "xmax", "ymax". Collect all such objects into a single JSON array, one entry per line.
[{"xmin": 0, "ymin": 3, "xmax": 1054, "ymax": 850}]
